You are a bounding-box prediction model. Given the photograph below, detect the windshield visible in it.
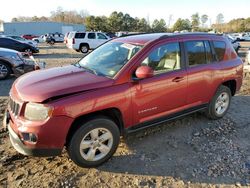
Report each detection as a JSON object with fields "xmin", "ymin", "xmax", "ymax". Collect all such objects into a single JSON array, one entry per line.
[
  {"xmin": 77, "ymin": 42, "xmax": 143, "ymax": 78},
  {"xmin": 12, "ymin": 36, "xmax": 26, "ymax": 41}
]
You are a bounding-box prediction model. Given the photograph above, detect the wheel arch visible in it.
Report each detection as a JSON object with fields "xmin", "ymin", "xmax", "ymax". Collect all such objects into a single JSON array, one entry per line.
[
  {"xmin": 79, "ymin": 43, "xmax": 89, "ymax": 50},
  {"xmin": 221, "ymin": 79, "xmax": 237, "ymax": 96},
  {"xmin": 0, "ymin": 59, "xmax": 13, "ymax": 73},
  {"xmin": 65, "ymin": 107, "xmax": 125, "ymax": 146}
]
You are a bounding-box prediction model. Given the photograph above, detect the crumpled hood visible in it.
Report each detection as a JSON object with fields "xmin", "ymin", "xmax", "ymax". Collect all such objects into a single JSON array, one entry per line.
[{"xmin": 12, "ymin": 65, "xmax": 113, "ymax": 102}]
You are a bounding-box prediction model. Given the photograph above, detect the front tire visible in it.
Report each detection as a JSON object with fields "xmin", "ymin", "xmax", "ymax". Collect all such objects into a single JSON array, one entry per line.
[
  {"xmin": 67, "ymin": 116, "xmax": 120, "ymax": 167},
  {"xmin": 206, "ymin": 85, "xmax": 231, "ymax": 119},
  {"xmin": 0, "ymin": 61, "xmax": 11, "ymax": 80}
]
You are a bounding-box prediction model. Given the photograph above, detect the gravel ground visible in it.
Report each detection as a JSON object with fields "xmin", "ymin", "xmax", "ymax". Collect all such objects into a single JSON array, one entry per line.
[{"xmin": 0, "ymin": 42, "xmax": 250, "ymax": 188}]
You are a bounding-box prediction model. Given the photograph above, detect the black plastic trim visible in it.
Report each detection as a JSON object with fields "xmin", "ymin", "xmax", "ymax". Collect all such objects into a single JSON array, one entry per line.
[{"xmin": 125, "ymin": 104, "xmax": 208, "ymax": 134}]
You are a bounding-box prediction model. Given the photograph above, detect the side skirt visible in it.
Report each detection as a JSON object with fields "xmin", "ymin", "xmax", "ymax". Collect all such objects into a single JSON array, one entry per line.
[{"xmin": 125, "ymin": 104, "xmax": 208, "ymax": 134}]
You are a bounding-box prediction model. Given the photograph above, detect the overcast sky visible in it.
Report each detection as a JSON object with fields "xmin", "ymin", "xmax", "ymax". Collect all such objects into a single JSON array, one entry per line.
[{"xmin": 1, "ymin": 0, "xmax": 249, "ymax": 25}]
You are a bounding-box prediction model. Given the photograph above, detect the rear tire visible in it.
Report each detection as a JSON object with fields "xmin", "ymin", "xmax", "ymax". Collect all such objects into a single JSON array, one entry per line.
[
  {"xmin": 80, "ymin": 44, "xmax": 89, "ymax": 53},
  {"xmin": 206, "ymin": 85, "xmax": 231, "ymax": 119},
  {"xmin": 0, "ymin": 61, "xmax": 11, "ymax": 80},
  {"xmin": 67, "ymin": 116, "xmax": 120, "ymax": 167}
]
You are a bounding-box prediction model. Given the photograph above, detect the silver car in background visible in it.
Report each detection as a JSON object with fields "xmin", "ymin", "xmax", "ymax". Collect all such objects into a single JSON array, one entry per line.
[{"xmin": 0, "ymin": 48, "xmax": 45, "ymax": 80}]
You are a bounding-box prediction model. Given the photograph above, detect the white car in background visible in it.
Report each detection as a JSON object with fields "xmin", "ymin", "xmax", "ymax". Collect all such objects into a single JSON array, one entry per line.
[
  {"xmin": 231, "ymin": 33, "xmax": 250, "ymax": 41},
  {"xmin": 32, "ymin": 35, "xmax": 45, "ymax": 43},
  {"xmin": 244, "ymin": 48, "xmax": 250, "ymax": 76},
  {"xmin": 66, "ymin": 31, "xmax": 110, "ymax": 53},
  {"xmin": 246, "ymin": 48, "xmax": 250, "ymax": 64},
  {"xmin": 231, "ymin": 33, "xmax": 245, "ymax": 41},
  {"xmin": 44, "ymin": 33, "xmax": 64, "ymax": 43},
  {"xmin": 7, "ymin": 35, "xmax": 38, "ymax": 47},
  {"xmin": 242, "ymin": 34, "xmax": 250, "ymax": 41}
]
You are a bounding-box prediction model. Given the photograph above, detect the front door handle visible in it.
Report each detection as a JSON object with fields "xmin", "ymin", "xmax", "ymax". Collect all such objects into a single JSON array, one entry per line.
[{"xmin": 172, "ymin": 77, "xmax": 184, "ymax": 82}]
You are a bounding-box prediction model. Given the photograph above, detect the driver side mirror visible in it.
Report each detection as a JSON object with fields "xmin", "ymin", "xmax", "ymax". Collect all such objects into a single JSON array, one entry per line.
[{"xmin": 134, "ymin": 65, "xmax": 154, "ymax": 80}]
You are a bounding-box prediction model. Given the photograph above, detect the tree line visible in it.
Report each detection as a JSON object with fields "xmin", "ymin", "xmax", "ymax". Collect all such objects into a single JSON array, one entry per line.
[{"xmin": 7, "ymin": 8, "xmax": 250, "ymax": 33}]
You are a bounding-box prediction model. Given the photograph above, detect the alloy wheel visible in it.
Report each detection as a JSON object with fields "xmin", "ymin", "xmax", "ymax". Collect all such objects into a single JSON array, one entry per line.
[
  {"xmin": 79, "ymin": 128, "xmax": 113, "ymax": 161},
  {"xmin": 215, "ymin": 92, "xmax": 230, "ymax": 115},
  {"xmin": 0, "ymin": 64, "xmax": 8, "ymax": 78}
]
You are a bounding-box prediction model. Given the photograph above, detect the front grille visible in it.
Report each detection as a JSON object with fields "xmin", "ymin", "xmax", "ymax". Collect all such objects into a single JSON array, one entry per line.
[{"xmin": 9, "ymin": 97, "xmax": 21, "ymax": 116}]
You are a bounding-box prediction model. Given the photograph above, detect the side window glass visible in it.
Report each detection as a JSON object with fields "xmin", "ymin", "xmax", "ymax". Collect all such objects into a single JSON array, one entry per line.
[
  {"xmin": 97, "ymin": 33, "xmax": 107, "ymax": 39},
  {"xmin": 141, "ymin": 42, "xmax": 181, "ymax": 75},
  {"xmin": 213, "ymin": 41, "xmax": 226, "ymax": 61},
  {"xmin": 88, "ymin": 33, "xmax": 96, "ymax": 39},
  {"xmin": 75, "ymin": 33, "xmax": 86, "ymax": 39},
  {"xmin": 185, "ymin": 41, "xmax": 206, "ymax": 67}
]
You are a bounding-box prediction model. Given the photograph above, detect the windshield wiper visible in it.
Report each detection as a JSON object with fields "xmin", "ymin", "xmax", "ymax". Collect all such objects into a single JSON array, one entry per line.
[
  {"xmin": 74, "ymin": 63, "xmax": 98, "ymax": 76},
  {"xmin": 82, "ymin": 66, "xmax": 98, "ymax": 76},
  {"xmin": 73, "ymin": 62, "xmax": 111, "ymax": 78}
]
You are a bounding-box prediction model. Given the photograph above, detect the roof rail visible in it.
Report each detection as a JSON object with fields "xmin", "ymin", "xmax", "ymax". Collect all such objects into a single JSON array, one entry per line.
[
  {"xmin": 159, "ymin": 32, "xmax": 223, "ymax": 39},
  {"xmin": 118, "ymin": 32, "xmax": 149, "ymax": 38}
]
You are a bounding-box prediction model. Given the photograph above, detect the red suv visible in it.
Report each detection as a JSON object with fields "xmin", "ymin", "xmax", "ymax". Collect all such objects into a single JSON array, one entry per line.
[{"xmin": 4, "ymin": 33, "xmax": 243, "ymax": 167}]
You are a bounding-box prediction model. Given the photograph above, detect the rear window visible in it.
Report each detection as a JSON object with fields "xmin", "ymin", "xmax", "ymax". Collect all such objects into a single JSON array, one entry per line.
[
  {"xmin": 75, "ymin": 33, "xmax": 86, "ymax": 39},
  {"xmin": 213, "ymin": 41, "xmax": 226, "ymax": 61}
]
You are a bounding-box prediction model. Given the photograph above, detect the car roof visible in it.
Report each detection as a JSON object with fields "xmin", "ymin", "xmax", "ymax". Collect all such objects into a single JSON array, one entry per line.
[
  {"xmin": 112, "ymin": 32, "xmax": 223, "ymax": 45},
  {"xmin": 113, "ymin": 33, "xmax": 167, "ymax": 45}
]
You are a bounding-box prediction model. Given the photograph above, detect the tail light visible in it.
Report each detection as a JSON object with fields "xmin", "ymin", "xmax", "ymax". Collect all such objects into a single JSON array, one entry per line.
[{"xmin": 72, "ymin": 38, "xmax": 75, "ymax": 44}]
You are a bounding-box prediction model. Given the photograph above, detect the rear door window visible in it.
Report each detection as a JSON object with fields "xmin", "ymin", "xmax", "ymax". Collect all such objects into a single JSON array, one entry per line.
[
  {"xmin": 75, "ymin": 33, "xmax": 86, "ymax": 39},
  {"xmin": 88, "ymin": 33, "xmax": 96, "ymax": 39},
  {"xmin": 213, "ymin": 41, "xmax": 226, "ymax": 61},
  {"xmin": 185, "ymin": 41, "xmax": 206, "ymax": 67}
]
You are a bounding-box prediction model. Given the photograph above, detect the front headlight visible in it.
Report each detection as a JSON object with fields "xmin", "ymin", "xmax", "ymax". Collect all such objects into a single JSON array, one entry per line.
[{"xmin": 24, "ymin": 103, "xmax": 53, "ymax": 121}]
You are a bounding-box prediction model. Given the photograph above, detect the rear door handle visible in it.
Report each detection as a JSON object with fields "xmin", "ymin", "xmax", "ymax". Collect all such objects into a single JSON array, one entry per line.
[{"xmin": 172, "ymin": 77, "xmax": 184, "ymax": 82}]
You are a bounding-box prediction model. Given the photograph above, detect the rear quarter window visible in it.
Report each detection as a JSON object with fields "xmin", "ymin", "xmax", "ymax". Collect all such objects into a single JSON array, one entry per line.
[{"xmin": 213, "ymin": 41, "xmax": 226, "ymax": 61}]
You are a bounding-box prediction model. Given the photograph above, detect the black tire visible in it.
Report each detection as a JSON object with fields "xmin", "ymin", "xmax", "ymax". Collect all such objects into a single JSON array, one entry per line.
[
  {"xmin": 67, "ymin": 116, "xmax": 120, "ymax": 167},
  {"xmin": 49, "ymin": 40, "xmax": 55, "ymax": 46},
  {"xmin": 80, "ymin": 44, "xmax": 89, "ymax": 53},
  {"xmin": 0, "ymin": 61, "xmax": 11, "ymax": 80},
  {"xmin": 206, "ymin": 85, "xmax": 232, "ymax": 119}
]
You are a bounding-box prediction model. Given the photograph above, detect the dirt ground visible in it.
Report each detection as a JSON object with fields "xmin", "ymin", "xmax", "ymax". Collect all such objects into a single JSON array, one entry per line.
[{"xmin": 0, "ymin": 42, "xmax": 250, "ymax": 188}]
